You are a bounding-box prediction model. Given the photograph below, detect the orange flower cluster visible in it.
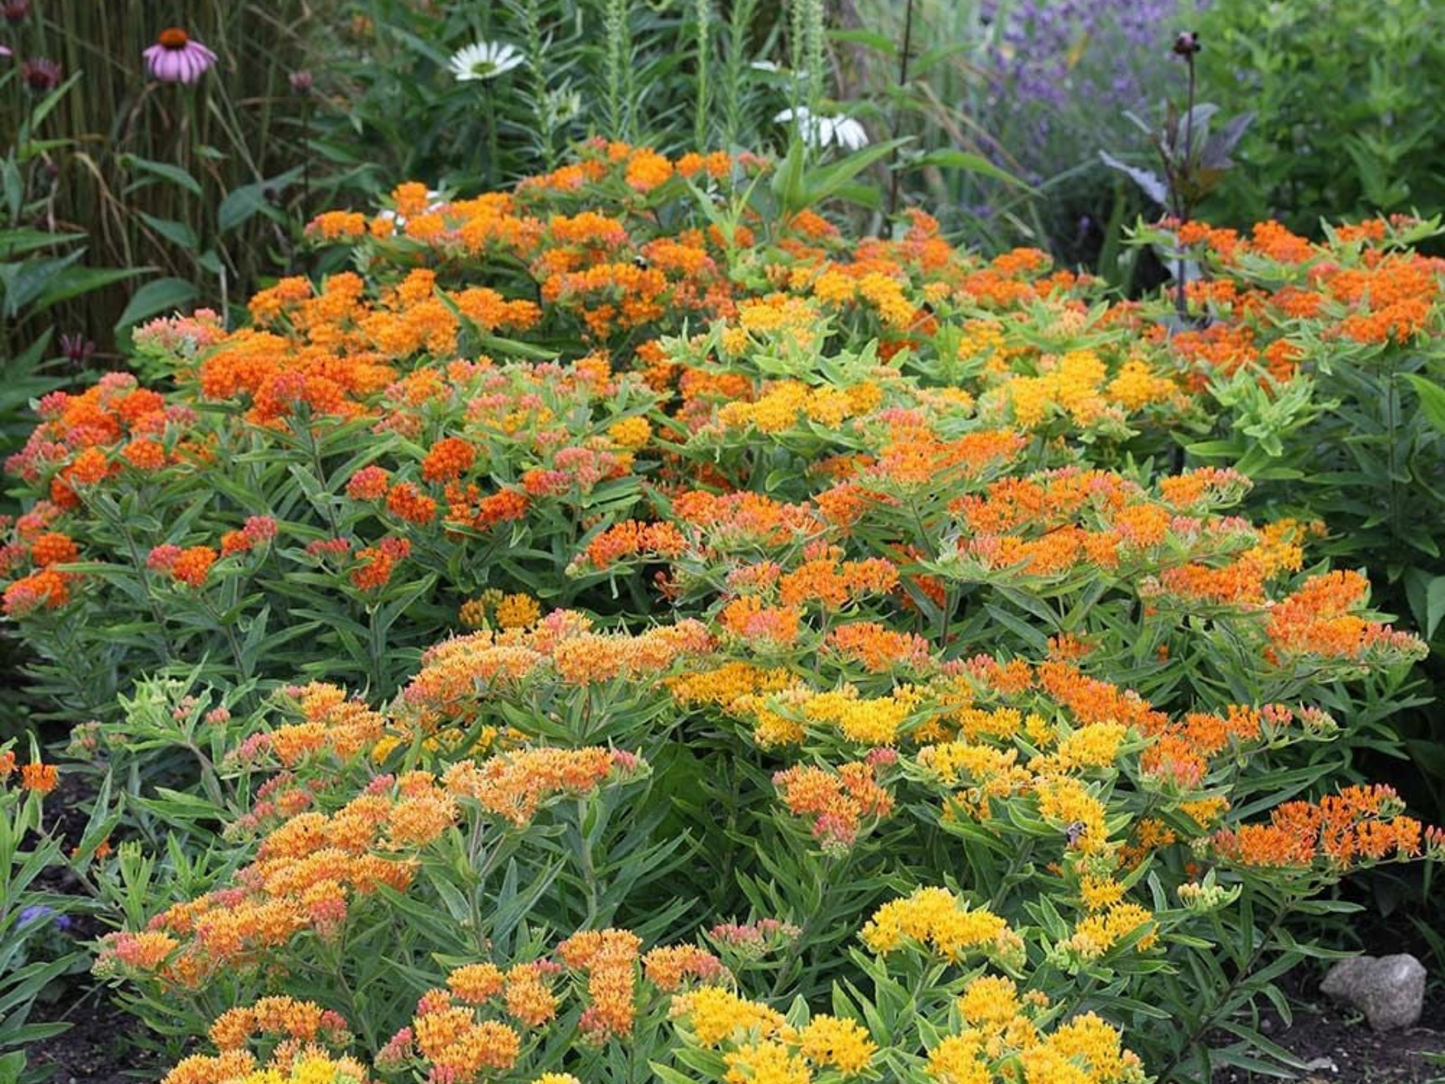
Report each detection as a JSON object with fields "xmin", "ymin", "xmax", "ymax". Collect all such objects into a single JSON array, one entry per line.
[
  {"xmin": 302, "ymin": 145, "xmax": 750, "ymax": 342},
  {"xmin": 161, "ymin": 997, "xmax": 364, "ymax": 1084},
  {"xmin": 350, "ymin": 536, "xmax": 411, "ymax": 592},
  {"xmin": 20, "ymin": 759, "xmax": 59, "ymax": 794},
  {"xmin": 443, "ymin": 746, "xmax": 643, "ymax": 827},
  {"xmin": 574, "ymin": 519, "xmax": 688, "ymax": 572},
  {"xmin": 231, "ymin": 682, "xmax": 387, "ymax": 768},
  {"xmin": 641, "ymin": 943, "xmax": 727, "ymax": 991},
  {"xmin": 420, "ymin": 436, "xmax": 478, "ymax": 482},
  {"xmin": 826, "ymin": 622, "xmax": 931, "ymax": 673},
  {"xmin": 382, "ymin": 926, "xmax": 727, "ymax": 1083},
  {"xmin": 376, "ymin": 960, "xmax": 565, "ymax": 1081},
  {"xmin": 148, "ymin": 544, "xmax": 219, "ymax": 588},
  {"xmin": 389, "ymin": 993, "xmax": 522, "ymax": 1084},
  {"xmin": 1142, "ymin": 703, "xmax": 1308, "ymax": 789},
  {"xmin": 718, "ymin": 595, "xmax": 803, "ymax": 646},
  {"xmin": 557, "ymin": 929, "xmax": 643, "ymax": 1039},
  {"xmin": 1212, "ymin": 784, "xmax": 1423, "ymax": 869},
  {"xmin": 399, "ymin": 610, "xmax": 712, "ymax": 726},
  {"xmin": 219, "ymin": 516, "xmax": 278, "ymax": 557},
  {"xmin": 197, "ymin": 268, "xmax": 541, "ymax": 426},
  {"xmin": 386, "ymin": 481, "xmax": 438, "ymax": 524},
  {"xmin": 951, "ymin": 467, "xmax": 1261, "ymax": 583},
  {"xmin": 5, "ymin": 373, "xmax": 175, "ymax": 508},
  {"xmin": 1265, "ymin": 570, "xmax": 1425, "ymax": 664},
  {"xmin": 1168, "ymin": 216, "xmax": 1444, "ymax": 379},
  {"xmin": 773, "ymin": 754, "xmax": 896, "ymax": 851},
  {"xmin": 2, "ymin": 566, "xmax": 72, "ymax": 616},
  {"xmin": 865, "ymin": 425, "xmax": 1025, "ymax": 492},
  {"xmin": 97, "ymin": 773, "xmax": 458, "ymax": 987},
  {"xmin": 207, "ymin": 997, "xmax": 352, "ymax": 1054}
]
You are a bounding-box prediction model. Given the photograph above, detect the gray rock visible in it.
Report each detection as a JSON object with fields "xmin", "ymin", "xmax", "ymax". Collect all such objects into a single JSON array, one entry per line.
[{"xmin": 1320, "ymin": 953, "xmax": 1427, "ymax": 1031}]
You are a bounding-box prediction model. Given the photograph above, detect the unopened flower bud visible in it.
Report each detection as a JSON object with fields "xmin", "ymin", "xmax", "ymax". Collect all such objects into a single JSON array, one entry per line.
[{"xmin": 1172, "ymin": 31, "xmax": 1201, "ymax": 57}]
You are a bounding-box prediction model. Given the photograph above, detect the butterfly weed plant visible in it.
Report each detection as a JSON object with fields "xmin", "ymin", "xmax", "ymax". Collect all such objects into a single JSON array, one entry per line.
[{"xmin": 0, "ymin": 142, "xmax": 1438, "ymax": 1084}]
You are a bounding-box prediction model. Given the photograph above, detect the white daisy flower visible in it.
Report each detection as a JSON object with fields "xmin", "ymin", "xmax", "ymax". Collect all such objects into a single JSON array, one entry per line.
[
  {"xmin": 774, "ymin": 106, "xmax": 870, "ymax": 151},
  {"xmin": 448, "ymin": 41, "xmax": 525, "ymax": 82},
  {"xmin": 751, "ymin": 60, "xmax": 810, "ymax": 79},
  {"xmin": 827, "ymin": 115, "xmax": 870, "ymax": 151}
]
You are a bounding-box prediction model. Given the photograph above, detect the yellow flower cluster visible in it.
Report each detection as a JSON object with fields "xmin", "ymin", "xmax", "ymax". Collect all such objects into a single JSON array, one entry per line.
[
  {"xmin": 725, "ymin": 682, "xmax": 930, "ymax": 747},
  {"xmin": 860, "ymin": 887, "xmax": 1023, "ymax": 965},
  {"xmin": 607, "ymin": 416, "xmax": 653, "ymax": 450},
  {"xmin": 722, "ymin": 296, "xmax": 827, "ymax": 354},
  {"xmin": 1058, "ymin": 903, "xmax": 1157, "ymax": 962},
  {"xmin": 671, "ymin": 987, "xmax": 791, "ymax": 1045},
  {"xmin": 236, "ymin": 1055, "xmax": 368, "ymax": 1084},
  {"xmin": 984, "ymin": 349, "xmax": 1174, "ymax": 430},
  {"xmin": 715, "ymin": 380, "xmax": 884, "ymax": 434},
  {"xmin": 671, "ymin": 988, "xmax": 877, "ymax": 1084},
  {"xmin": 460, "ymin": 589, "xmax": 545, "ymax": 631},
  {"xmin": 1036, "ymin": 722, "xmax": 1129, "ymax": 773},
  {"xmin": 666, "ymin": 662, "xmax": 794, "ymax": 712},
  {"xmin": 928, "ymin": 976, "xmax": 1145, "ymax": 1084}
]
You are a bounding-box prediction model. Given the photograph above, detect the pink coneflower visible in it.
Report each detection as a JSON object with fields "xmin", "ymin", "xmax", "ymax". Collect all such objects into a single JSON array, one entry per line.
[
  {"xmin": 143, "ymin": 28, "xmax": 217, "ymax": 84},
  {"xmin": 2, "ymin": 0, "xmax": 29, "ymax": 25}
]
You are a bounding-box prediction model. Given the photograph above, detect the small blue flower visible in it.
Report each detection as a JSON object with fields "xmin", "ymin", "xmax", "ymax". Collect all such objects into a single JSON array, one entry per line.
[{"xmin": 17, "ymin": 904, "xmax": 70, "ymax": 931}]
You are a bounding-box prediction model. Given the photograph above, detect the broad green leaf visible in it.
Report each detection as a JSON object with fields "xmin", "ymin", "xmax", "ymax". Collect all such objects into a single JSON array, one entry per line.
[
  {"xmin": 120, "ymin": 154, "xmax": 204, "ymax": 197},
  {"xmin": 138, "ymin": 212, "xmax": 199, "ymax": 250},
  {"xmin": 116, "ymin": 276, "xmax": 198, "ymax": 328}
]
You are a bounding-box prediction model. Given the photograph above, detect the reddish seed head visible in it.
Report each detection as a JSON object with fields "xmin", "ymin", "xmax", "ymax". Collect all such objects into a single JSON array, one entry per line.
[
  {"xmin": 20, "ymin": 57, "xmax": 62, "ymax": 92},
  {"xmin": 158, "ymin": 27, "xmax": 190, "ymax": 49}
]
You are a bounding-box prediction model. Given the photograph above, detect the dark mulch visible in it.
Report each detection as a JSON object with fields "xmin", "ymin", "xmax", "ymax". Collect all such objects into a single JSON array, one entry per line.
[
  {"xmin": 22, "ymin": 772, "xmax": 171, "ymax": 1084},
  {"xmin": 1214, "ymin": 990, "xmax": 1445, "ymax": 1083},
  {"xmin": 26, "ymin": 999, "xmax": 168, "ymax": 1084},
  {"xmin": 26, "ymin": 986, "xmax": 1445, "ymax": 1083}
]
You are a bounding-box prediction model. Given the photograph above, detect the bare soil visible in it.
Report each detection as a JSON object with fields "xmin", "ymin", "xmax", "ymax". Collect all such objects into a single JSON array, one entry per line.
[
  {"xmin": 27, "ymin": 1001, "xmax": 168, "ymax": 1084},
  {"xmin": 1214, "ymin": 991, "xmax": 1445, "ymax": 1083}
]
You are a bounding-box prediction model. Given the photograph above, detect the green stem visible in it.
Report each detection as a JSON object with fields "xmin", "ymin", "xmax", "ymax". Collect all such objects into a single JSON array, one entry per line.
[
  {"xmin": 103, "ymin": 499, "xmax": 180, "ymax": 667},
  {"xmin": 1384, "ymin": 361, "xmax": 1403, "ymax": 553},
  {"xmin": 575, "ymin": 797, "xmax": 600, "ymax": 925},
  {"xmin": 1175, "ymin": 53, "xmax": 1197, "ymax": 322},
  {"xmin": 485, "ymin": 84, "xmax": 500, "ymax": 189},
  {"xmin": 201, "ymin": 592, "xmax": 249, "ymax": 687},
  {"xmin": 768, "ymin": 847, "xmax": 857, "ymax": 997},
  {"xmin": 1157, "ymin": 898, "xmax": 1297, "ymax": 1084},
  {"xmin": 886, "ymin": 0, "xmax": 917, "ymax": 218}
]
